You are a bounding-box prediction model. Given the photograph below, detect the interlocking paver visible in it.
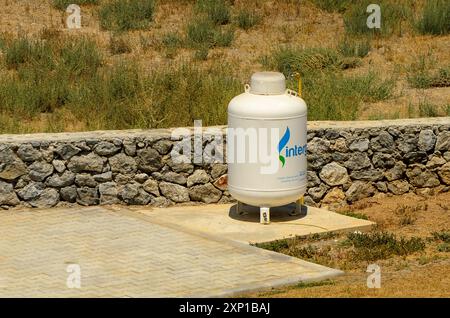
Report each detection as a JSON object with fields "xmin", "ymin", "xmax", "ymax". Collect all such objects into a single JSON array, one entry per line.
[{"xmin": 0, "ymin": 206, "xmax": 341, "ymax": 297}]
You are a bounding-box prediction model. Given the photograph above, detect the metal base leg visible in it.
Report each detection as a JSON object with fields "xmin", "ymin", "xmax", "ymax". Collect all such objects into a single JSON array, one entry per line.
[
  {"xmin": 236, "ymin": 201, "xmax": 245, "ymax": 215},
  {"xmin": 289, "ymin": 196, "xmax": 306, "ymax": 216},
  {"xmin": 260, "ymin": 207, "xmax": 270, "ymax": 224}
]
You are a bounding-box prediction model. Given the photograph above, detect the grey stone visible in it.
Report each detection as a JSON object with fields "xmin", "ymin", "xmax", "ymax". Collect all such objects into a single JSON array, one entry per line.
[
  {"xmin": 60, "ymin": 186, "xmax": 77, "ymax": 203},
  {"xmin": 17, "ymin": 144, "xmax": 42, "ymax": 162},
  {"xmin": 55, "ymin": 144, "xmax": 80, "ymax": 160},
  {"xmin": 418, "ymin": 130, "xmax": 436, "ymax": 152},
  {"xmin": 68, "ymin": 153, "xmax": 103, "ymax": 173},
  {"xmin": 350, "ymin": 169, "xmax": 384, "ymax": 181},
  {"xmin": 109, "ymin": 153, "xmax": 137, "ymax": 174},
  {"xmin": 307, "ymin": 171, "xmax": 321, "ymax": 187},
  {"xmin": 118, "ymin": 183, "xmax": 152, "ymax": 205},
  {"xmin": 143, "ymin": 179, "xmax": 160, "ymax": 196},
  {"xmin": 211, "ymin": 164, "xmax": 228, "ymax": 179},
  {"xmin": 150, "ymin": 196, "xmax": 171, "ymax": 208},
  {"xmin": 385, "ymin": 162, "xmax": 406, "ymax": 181},
  {"xmin": 344, "ymin": 152, "xmax": 371, "ymax": 170},
  {"xmin": 0, "ymin": 147, "xmax": 27, "ymax": 181},
  {"xmin": 319, "ymin": 162, "xmax": 349, "ymax": 186},
  {"xmin": 134, "ymin": 173, "xmax": 149, "ymax": 183},
  {"xmin": 114, "ymin": 174, "xmax": 132, "ymax": 185},
  {"xmin": 308, "ymin": 183, "xmax": 329, "ymax": 201},
  {"xmin": 160, "ymin": 171, "xmax": 187, "ymax": 185},
  {"xmin": 94, "ymin": 141, "xmax": 121, "ymax": 156},
  {"xmin": 123, "ymin": 140, "xmax": 137, "ymax": 156},
  {"xmin": 426, "ymin": 155, "xmax": 446, "ymax": 169},
  {"xmin": 94, "ymin": 171, "xmax": 113, "ymax": 182},
  {"xmin": 75, "ymin": 174, "xmax": 97, "ymax": 187},
  {"xmin": 331, "ymin": 152, "xmax": 350, "ymax": 162},
  {"xmin": 15, "ymin": 175, "xmax": 30, "ymax": 189},
  {"xmin": 388, "ymin": 180, "xmax": 410, "ymax": 195},
  {"xmin": 444, "ymin": 152, "xmax": 450, "ymax": 161},
  {"xmin": 0, "ymin": 181, "xmax": 19, "ymax": 206},
  {"xmin": 17, "ymin": 182, "xmax": 44, "ymax": 201},
  {"xmin": 307, "ymin": 154, "xmax": 331, "ymax": 170},
  {"xmin": 370, "ymin": 131, "xmax": 394, "ymax": 152},
  {"xmin": 52, "ymin": 160, "xmax": 66, "ymax": 173},
  {"xmin": 308, "ymin": 137, "xmax": 330, "ymax": 154},
  {"xmin": 189, "ymin": 183, "xmax": 222, "ymax": 203},
  {"xmin": 187, "ymin": 170, "xmax": 210, "ymax": 187},
  {"xmin": 438, "ymin": 162, "xmax": 450, "ymax": 185},
  {"xmin": 159, "ymin": 182, "xmax": 190, "ymax": 203},
  {"xmin": 345, "ymin": 181, "xmax": 375, "ymax": 202},
  {"xmin": 372, "ymin": 153, "xmax": 396, "ymax": 168},
  {"xmin": 406, "ymin": 165, "xmax": 440, "ymax": 188},
  {"xmin": 396, "ymin": 134, "xmax": 417, "ymax": 154},
  {"xmin": 46, "ymin": 171, "xmax": 75, "ymax": 188},
  {"xmin": 403, "ymin": 151, "xmax": 428, "ymax": 164},
  {"xmin": 167, "ymin": 156, "xmax": 194, "ymax": 174},
  {"xmin": 137, "ymin": 148, "xmax": 163, "ymax": 173},
  {"xmin": 153, "ymin": 139, "xmax": 173, "ymax": 155},
  {"xmin": 435, "ymin": 131, "xmax": 450, "ymax": 152},
  {"xmin": 375, "ymin": 181, "xmax": 388, "ymax": 192},
  {"xmin": 29, "ymin": 161, "xmax": 54, "ymax": 182},
  {"xmin": 349, "ymin": 138, "xmax": 369, "ymax": 152},
  {"xmin": 77, "ymin": 187, "xmax": 99, "ymax": 206},
  {"xmin": 29, "ymin": 188, "xmax": 59, "ymax": 208},
  {"xmin": 41, "ymin": 147, "xmax": 54, "ymax": 163}
]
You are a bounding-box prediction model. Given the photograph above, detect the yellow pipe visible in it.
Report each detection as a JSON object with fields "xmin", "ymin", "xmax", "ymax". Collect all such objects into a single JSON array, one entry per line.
[{"xmin": 293, "ymin": 72, "xmax": 302, "ymax": 97}]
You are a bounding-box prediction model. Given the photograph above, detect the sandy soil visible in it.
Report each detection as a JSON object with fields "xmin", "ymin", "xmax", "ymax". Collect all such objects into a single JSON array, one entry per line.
[{"xmin": 250, "ymin": 192, "xmax": 450, "ymax": 298}]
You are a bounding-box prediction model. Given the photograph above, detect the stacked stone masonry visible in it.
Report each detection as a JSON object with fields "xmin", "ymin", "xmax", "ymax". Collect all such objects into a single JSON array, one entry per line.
[{"xmin": 1, "ymin": 118, "xmax": 449, "ymax": 210}]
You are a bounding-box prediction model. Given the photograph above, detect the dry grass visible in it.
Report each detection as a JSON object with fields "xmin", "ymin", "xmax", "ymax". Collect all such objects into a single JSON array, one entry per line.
[
  {"xmin": 0, "ymin": 0, "xmax": 449, "ymax": 133},
  {"xmin": 250, "ymin": 192, "xmax": 450, "ymax": 297}
]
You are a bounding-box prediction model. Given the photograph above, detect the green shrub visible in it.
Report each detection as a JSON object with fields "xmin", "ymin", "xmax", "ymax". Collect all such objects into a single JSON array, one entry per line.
[
  {"xmin": 407, "ymin": 54, "xmax": 450, "ymax": 88},
  {"xmin": 416, "ymin": 0, "xmax": 450, "ymax": 35},
  {"xmin": 337, "ymin": 37, "xmax": 371, "ymax": 58},
  {"xmin": 432, "ymin": 230, "xmax": 450, "ymax": 243},
  {"xmin": 52, "ymin": 0, "xmax": 99, "ymax": 10},
  {"xmin": 344, "ymin": 0, "xmax": 412, "ymax": 36},
  {"xmin": 418, "ymin": 101, "xmax": 439, "ymax": 117},
  {"xmin": 99, "ymin": 0, "xmax": 155, "ymax": 31},
  {"xmin": 0, "ymin": 36, "xmax": 101, "ymax": 117},
  {"xmin": 437, "ymin": 243, "xmax": 450, "ymax": 252},
  {"xmin": 187, "ymin": 18, "xmax": 216, "ymax": 46},
  {"xmin": 271, "ymin": 46, "xmax": 341, "ymax": 77},
  {"xmin": 298, "ymin": 71, "xmax": 394, "ymax": 121},
  {"xmin": 187, "ymin": 18, "xmax": 234, "ymax": 48},
  {"xmin": 195, "ymin": 0, "xmax": 231, "ymax": 25},
  {"xmin": 162, "ymin": 32, "xmax": 183, "ymax": 49},
  {"xmin": 60, "ymin": 37, "xmax": 102, "ymax": 76},
  {"xmin": 214, "ymin": 28, "xmax": 234, "ymax": 47},
  {"xmin": 236, "ymin": 9, "xmax": 261, "ymax": 30},
  {"xmin": 4, "ymin": 37, "xmax": 54, "ymax": 70},
  {"xmin": 345, "ymin": 231, "xmax": 426, "ymax": 261}
]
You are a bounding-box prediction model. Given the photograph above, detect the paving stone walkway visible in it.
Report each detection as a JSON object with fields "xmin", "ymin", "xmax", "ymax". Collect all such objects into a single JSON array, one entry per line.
[{"xmin": 0, "ymin": 206, "xmax": 341, "ymax": 297}]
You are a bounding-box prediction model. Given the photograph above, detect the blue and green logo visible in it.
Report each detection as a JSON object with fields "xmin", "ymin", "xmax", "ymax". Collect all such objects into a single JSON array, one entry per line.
[
  {"xmin": 278, "ymin": 127, "xmax": 290, "ymax": 167},
  {"xmin": 278, "ymin": 126, "xmax": 308, "ymax": 167}
]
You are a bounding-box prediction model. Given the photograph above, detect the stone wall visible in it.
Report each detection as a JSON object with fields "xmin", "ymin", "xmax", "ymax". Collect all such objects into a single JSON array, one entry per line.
[{"xmin": 1, "ymin": 118, "xmax": 449, "ymax": 210}]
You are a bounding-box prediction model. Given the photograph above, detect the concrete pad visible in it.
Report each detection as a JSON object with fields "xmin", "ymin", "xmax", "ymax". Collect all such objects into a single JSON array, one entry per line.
[
  {"xmin": 0, "ymin": 206, "xmax": 342, "ymax": 297},
  {"xmin": 131, "ymin": 203, "xmax": 375, "ymax": 244}
]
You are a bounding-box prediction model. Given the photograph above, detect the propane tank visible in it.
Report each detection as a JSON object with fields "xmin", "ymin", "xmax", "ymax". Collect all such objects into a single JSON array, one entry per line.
[{"xmin": 227, "ymin": 72, "xmax": 307, "ymax": 223}]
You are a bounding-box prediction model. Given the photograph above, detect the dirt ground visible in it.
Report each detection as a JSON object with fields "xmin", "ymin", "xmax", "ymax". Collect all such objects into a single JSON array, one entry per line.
[{"xmin": 250, "ymin": 191, "xmax": 450, "ymax": 298}]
